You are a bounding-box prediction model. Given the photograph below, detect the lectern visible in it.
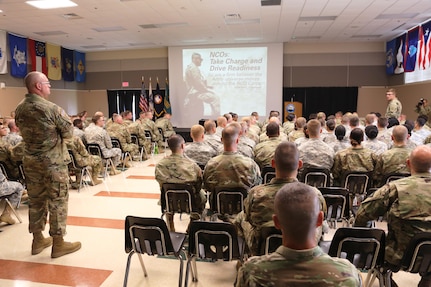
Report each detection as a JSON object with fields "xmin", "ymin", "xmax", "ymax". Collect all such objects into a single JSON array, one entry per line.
[{"xmin": 284, "ymin": 101, "xmax": 303, "ymax": 121}]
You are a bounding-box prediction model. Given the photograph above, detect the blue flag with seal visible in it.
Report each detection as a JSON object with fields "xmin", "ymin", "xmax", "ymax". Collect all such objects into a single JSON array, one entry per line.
[
  {"xmin": 386, "ymin": 38, "xmax": 397, "ymax": 75},
  {"xmin": 8, "ymin": 33, "xmax": 27, "ymax": 78},
  {"xmin": 74, "ymin": 50, "xmax": 86, "ymax": 82},
  {"xmin": 405, "ymin": 27, "xmax": 419, "ymax": 72},
  {"xmin": 61, "ymin": 47, "xmax": 74, "ymax": 81}
]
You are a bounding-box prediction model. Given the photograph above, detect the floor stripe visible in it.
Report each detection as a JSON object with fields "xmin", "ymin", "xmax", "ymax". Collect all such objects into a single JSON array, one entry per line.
[
  {"xmin": 67, "ymin": 216, "xmax": 124, "ymax": 229},
  {"xmin": 126, "ymin": 175, "xmax": 155, "ymax": 179},
  {"xmin": 0, "ymin": 259, "xmax": 112, "ymax": 287},
  {"xmin": 94, "ymin": 191, "xmax": 159, "ymax": 199},
  {"xmin": 148, "ymin": 164, "xmax": 155, "ymax": 167}
]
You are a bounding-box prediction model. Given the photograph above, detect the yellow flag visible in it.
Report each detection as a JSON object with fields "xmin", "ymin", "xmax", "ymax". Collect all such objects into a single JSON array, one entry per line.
[{"xmin": 46, "ymin": 43, "xmax": 62, "ymax": 80}]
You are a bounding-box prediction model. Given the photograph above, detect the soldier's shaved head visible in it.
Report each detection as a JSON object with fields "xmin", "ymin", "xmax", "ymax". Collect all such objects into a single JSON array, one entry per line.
[
  {"xmin": 306, "ymin": 119, "xmax": 321, "ymax": 138},
  {"xmin": 273, "ymin": 142, "xmax": 299, "ymax": 172},
  {"xmin": 190, "ymin": 124, "xmax": 204, "ymax": 141},
  {"xmin": 274, "ymin": 182, "xmax": 321, "ymax": 244},
  {"xmin": 167, "ymin": 134, "xmax": 185, "ymax": 153},
  {"xmin": 392, "ymin": 125, "xmax": 408, "ymax": 143},
  {"xmin": 221, "ymin": 123, "xmax": 240, "ymax": 147},
  {"xmin": 408, "ymin": 145, "xmax": 431, "ymax": 174}
]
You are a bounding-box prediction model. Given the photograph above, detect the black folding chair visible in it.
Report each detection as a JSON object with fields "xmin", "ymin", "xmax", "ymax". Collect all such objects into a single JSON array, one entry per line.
[
  {"xmin": 301, "ymin": 167, "xmax": 331, "ymax": 188},
  {"xmin": 261, "ymin": 165, "xmax": 275, "ymax": 184},
  {"xmin": 328, "ymin": 227, "xmax": 386, "ymax": 287},
  {"xmin": 184, "ymin": 221, "xmax": 244, "ymax": 286},
  {"xmin": 257, "ymin": 226, "xmax": 282, "ymax": 255},
  {"xmin": 68, "ymin": 150, "xmax": 93, "ymax": 192},
  {"xmin": 111, "ymin": 137, "xmax": 131, "ymax": 170},
  {"xmin": 87, "ymin": 143, "xmax": 114, "ymax": 178},
  {"xmin": 319, "ymin": 187, "xmax": 351, "ymax": 228},
  {"xmin": 130, "ymin": 133, "xmax": 145, "ymax": 161},
  {"xmin": 123, "ymin": 216, "xmax": 186, "ymax": 287},
  {"xmin": 342, "ymin": 172, "xmax": 371, "ymax": 216},
  {"xmin": 210, "ymin": 186, "xmax": 248, "ymax": 220}
]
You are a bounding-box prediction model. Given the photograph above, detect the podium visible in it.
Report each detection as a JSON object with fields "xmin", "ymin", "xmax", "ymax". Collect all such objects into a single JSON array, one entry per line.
[{"xmin": 284, "ymin": 101, "xmax": 303, "ymax": 121}]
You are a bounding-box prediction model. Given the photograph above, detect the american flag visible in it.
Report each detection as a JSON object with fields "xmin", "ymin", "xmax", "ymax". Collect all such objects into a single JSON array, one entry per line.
[{"xmin": 139, "ymin": 77, "xmax": 149, "ymax": 112}]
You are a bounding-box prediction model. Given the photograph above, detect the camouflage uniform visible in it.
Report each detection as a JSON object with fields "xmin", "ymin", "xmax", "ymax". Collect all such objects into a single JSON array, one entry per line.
[
  {"xmin": 73, "ymin": 126, "xmax": 85, "ymax": 142},
  {"xmin": 236, "ymin": 245, "xmax": 361, "ymax": 287},
  {"xmin": 140, "ymin": 118, "xmax": 162, "ymax": 146},
  {"xmin": 282, "ymin": 121, "xmax": 295, "ymax": 135},
  {"xmin": 106, "ymin": 122, "xmax": 140, "ymax": 157},
  {"xmin": 294, "ymin": 136, "xmax": 308, "ymax": 147},
  {"xmin": 385, "ymin": 98, "xmax": 402, "ymax": 119},
  {"xmin": 298, "ymin": 138, "xmax": 334, "ymax": 171},
  {"xmin": 249, "ymin": 125, "xmax": 261, "ymax": 136},
  {"xmin": 322, "ymin": 132, "xmax": 337, "ymax": 146},
  {"xmin": 362, "ymin": 138, "xmax": 388, "ymax": 155},
  {"xmin": 184, "ymin": 141, "xmax": 218, "ymax": 167},
  {"xmin": 288, "ymin": 130, "xmax": 305, "ymax": 142},
  {"xmin": 238, "ymin": 136, "xmax": 255, "ymax": 158},
  {"xmin": 234, "ymin": 178, "xmax": 327, "ymax": 256},
  {"xmin": 259, "ymin": 132, "xmax": 287, "ymax": 143},
  {"xmin": 330, "ymin": 139, "xmax": 351, "ymax": 154},
  {"xmin": 355, "ymin": 174, "xmax": 431, "ymax": 266},
  {"xmin": 374, "ymin": 145, "xmax": 412, "ymax": 186},
  {"xmin": 15, "ymin": 93, "xmax": 72, "ymax": 236},
  {"xmin": 253, "ymin": 137, "xmax": 282, "ymax": 169},
  {"xmin": 246, "ymin": 130, "xmax": 260, "ymax": 144},
  {"xmin": 155, "ymin": 117, "xmax": 176, "ymax": 138},
  {"xmin": 332, "ymin": 147, "xmax": 377, "ymax": 184},
  {"xmin": 128, "ymin": 122, "xmax": 151, "ymax": 156},
  {"xmin": 203, "ymin": 151, "xmax": 261, "ymax": 207},
  {"xmin": 377, "ymin": 129, "xmax": 392, "ymax": 148},
  {"xmin": 203, "ymin": 133, "xmax": 222, "ymax": 154},
  {"xmin": 411, "ymin": 128, "xmax": 431, "ymax": 146},
  {"xmin": 0, "ymin": 170, "xmax": 23, "ymax": 208},
  {"xmin": 215, "ymin": 126, "xmax": 224, "ymax": 139},
  {"xmin": 0, "ymin": 140, "xmax": 20, "ymax": 179},
  {"xmin": 84, "ymin": 124, "xmax": 122, "ymax": 167},
  {"xmin": 3, "ymin": 132, "xmax": 22, "ymax": 147},
  {"xmin": 155, "ymin": 154, "xmax": 206, "ymax": 229},
  {"xmin": 65, "ymin": 136, "xmax": 103, "ymax": 178}
]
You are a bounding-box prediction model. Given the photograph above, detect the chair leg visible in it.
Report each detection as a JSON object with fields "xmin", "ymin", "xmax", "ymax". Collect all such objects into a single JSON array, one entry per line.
[
  {"xmin": 5, "ymin": 198, "xmax": 22, "ymax": 223},
  {"xmin": 123, "ymin": 251, "xmax": 134, "ymax": 287},
  {"xmin": 137, "ymin": 253, "xmax": 148, "ymax": 277},
  {"xmin": 178, "ymin": 256, "xmax": 184, "ymax": 287},
  {"xmin": 191, "ymin": 257, "xmax": 198, "ymax": 282}
]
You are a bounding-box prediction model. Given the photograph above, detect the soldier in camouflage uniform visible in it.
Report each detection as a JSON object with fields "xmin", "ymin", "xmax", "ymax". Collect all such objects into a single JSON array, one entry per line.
[
  {"xmin": 362, "ymin": 125, "xmax": 388, "ymax": 155},
  {"xmin": 155, "ymin": 113, "xmax": 176, "ymax": 138},
  {"xmin": 85, "ymin": 114, "xmax": 122, "ymax": 174},
  {"xmin": 140, "ymin": 111, "xmax": 162, "ymax": 147},
  {"xmin": 298, "ymin": 119, "xmax": 334, "ymax": 171},
  {"xmin": 66, "ymin": 136, "xmax": 103, "ymax": 186},
  {"xmin": 329, "ymin": 124, "xmax": 351, "ymax": 153},
  {"xmin": 203, "ymin": 123, "xmax": 261, "ymax": 208},
  {"xmin": 155, "ymin": 134, "xmax": 206, "ymax": 231},
  {"xmin": 377, "ymin": 117, "xmax": 392, "ymax": 147},
  {"xmin": 4, "ymin": 120, "xmax": 23, "ymax": 146},
  {"xmin": 235, "ymin": 142, "xmax": 327, "ymax": 256},
  {"xmin": 374, "ymin": 125, "xmax": 412, "ymax": 186},
  {"xmin": 0, "ymin": 124, "xmax": 20, "ymax": 179},
  {"xmin": 203, "ymin": 119, "xmax": 222, "ymax": 154},
  {"xmin": 282, "ymin": 113, "xmax": 295, "ymax": 135},
  {"xmin": 355, "ymin": 145, "xmax": 431, "ymax": 287},
  {"xmin": 254, "ymin": 122, "xmax": 282, "ymax": 169},
  {"xmin": 236, "ymin": 181, "xmax": 360, "ymax": 287},
  {"xmin": 287, "ymin": 116, "xmax": 306, "ymax": 142},
  {"xmin": 106, "ymin": 113, "xmax": 139, "ymax": 161},
  {"xmin": 0, "ymin": 169, "xmax": 24, "ymax": 225},
  {"xmin": 332, "ymin": 128, "xmax": 377, "ymax": 185},
  {"xmin": 385, "ymin": 88, "xmax": 402, "ymax": 119},
  {"xmin": 184, "ymin": 125, "xmax": 217, "ymax": 167},
  {"xmin": 237, "ymin": 121, "xmax": 255, "ymax": 158},
  {"xmin": 15, "ymin": 71, "xmax": 81, "ymax": 258},
  {"xmin": 127, "ymin": 120, "xmax": 150, "ymax": 158},
  {"xmin": 72, "ymin": 119, "xmax": 85, "ymax": 142},
  {"xmin": 259, "ymin": 117, "xmax": 287, "ymax": 143}
]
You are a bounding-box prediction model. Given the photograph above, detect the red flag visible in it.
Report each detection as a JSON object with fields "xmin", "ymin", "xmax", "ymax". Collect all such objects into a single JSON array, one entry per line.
[
  {"xmin": 139, "ymin": 77, "xmax": 149, "ymax": 112},
  {"xmin": 418, "ymin": 25, "xmax": 425, "ymax": 70},
  {"xmin": 28, "ymin": 39, "xmax": 47, "ymax": 75}
]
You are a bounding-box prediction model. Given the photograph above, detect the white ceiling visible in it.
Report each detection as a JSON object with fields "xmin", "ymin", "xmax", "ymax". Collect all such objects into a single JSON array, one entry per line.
[{"xmin": 1, "ymin": 0, "xmax": 431, "ymax": 52}]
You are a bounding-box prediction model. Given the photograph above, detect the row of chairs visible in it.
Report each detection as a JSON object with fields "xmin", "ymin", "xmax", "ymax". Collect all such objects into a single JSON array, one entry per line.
[{"xmin": 124, "ymin": 216, "xmax": 431, "ymax": 287}]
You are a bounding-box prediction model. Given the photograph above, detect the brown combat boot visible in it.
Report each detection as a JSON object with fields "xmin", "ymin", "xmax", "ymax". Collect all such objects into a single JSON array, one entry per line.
[
  {"xmin": 51, "ymin": 235, "xmax": 81, "ymax": 258},
  {"xmin": 0, "ymin": 210, "xmax": 15, "ymax": 225},
  {"xmin": 32, "ymin": 231, "xmax": 53, "ymax": 255},
  {"xmin": 90, "ymin": 173, "xmax": 103, "ymax": 185}
]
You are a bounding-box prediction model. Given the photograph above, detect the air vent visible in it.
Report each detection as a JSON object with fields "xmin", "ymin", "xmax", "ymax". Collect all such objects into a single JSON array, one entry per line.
[
  {"xmin": 261, "ymin": 0, "xmax": 281, "ymax": 6},
  {"xmin": 61, "ymin": 13, "xmax": 82, "ymax": 20},
  {"xmin": 34, "ymin": 31, "xmax": 68, "ymax": 36}
]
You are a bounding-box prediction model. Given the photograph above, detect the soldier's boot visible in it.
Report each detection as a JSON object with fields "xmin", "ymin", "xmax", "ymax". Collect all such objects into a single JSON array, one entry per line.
[
  {"xmin": 90, "ymin": 165, "xmax": 103, "ymax": 185},
  {"xmin": 70, "ymin": 173, "xmax": 81, "ymax": 189},
  {"xmin": 32, "ymin": 231, "xmax": 53, "ymax": 255},
  {"xmin": 0, "ymin": 206, "xmax": 15, "ymax": 225},
  {"xmin": 166, "ymin": 213, "xmax": 175, "ymax": 232},
  {"xmin": 51, "ymin": 235, "xmax": 81, "ymax": 258},
  {"xmin": 109, "ymin": 167, "xmax": 121, "ymax": 175}
]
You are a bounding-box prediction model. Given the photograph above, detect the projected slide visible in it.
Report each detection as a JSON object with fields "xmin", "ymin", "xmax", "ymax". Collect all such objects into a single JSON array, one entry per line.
[
  {"xmin": 169, "ymin": 43, "xmax": 283, "ymax": 128},
  {"xmin": 183, "ymin": 47, "xmax": 267, "ymax": 117}
]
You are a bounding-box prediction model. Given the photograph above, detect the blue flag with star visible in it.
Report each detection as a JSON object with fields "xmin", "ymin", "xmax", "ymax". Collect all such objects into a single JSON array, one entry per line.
[
  {"xmin": 74, "ymin": 50, "xmax": 86, "ymax": 82},
  {"xmin": 61, "ymin": 47, "xmax": 74, "ymax": 81},
  {"xmin": 8, "ymin": 33, "xmax": 27, "ymax": 78}
]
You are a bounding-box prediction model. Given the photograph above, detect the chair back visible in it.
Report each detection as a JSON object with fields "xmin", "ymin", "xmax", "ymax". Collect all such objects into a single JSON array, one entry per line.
[
  {"xmin": 328, "ymin": 227, "xmax": 385, "ymax": 271},
  {"xmin": 68, "ymin": 150, "xmax": 79, "ymax": 169},
  {"xmin": 130, "ymin": 134, "xmax": 140, "ymax": 146},
  {"xmin": 401, "ymin": 232, "xmax": 431, "ymax": 275},
  {"xmin": 258, "ymin": 226, "xmax": 282, "ymax": 255},
  {"xmin": 144, "ymin": 130, "xmax": 152, "ymax": 140},
  {"xmin": 87, "ymin": 143, "xmax": 104, "ymax": 158},
  {"xmin": 302, "ymin": 167, "xmax": 330, "ymax": 188},
  {"xmin": 111, "ymin": 137, "xmax": 122, "ymax": 150},
  {"xmin": 124, "ymin": 216, "xmax": 175, "ymax": 255},
  {"xmin": 162, "ymin": 183, "xmax": 194, "ymax": 214},
  {"xmin": 319, "ymin": 187, "xmax": 350, "ymax": 227},
  {"xmin": 343, "ymin": 172, "xmax": 370, "ymax": 195},
  {"xmin": 188, "ymin": 221, "xmax": 243, "ymax": 261},
  {"xmin": 212, "ymin": 186, "xmax": 248, "ymax": 215},
  {"xmin": 383, "ymin": 172, "xmax": 410, "ymax": 185},
  {"xmin": 157, "ymin": 127, "xmax": 166, "ymax": 140},
  {"xmin": 261, "ymin": 165, "xmax": 275, "ymax": 184}
]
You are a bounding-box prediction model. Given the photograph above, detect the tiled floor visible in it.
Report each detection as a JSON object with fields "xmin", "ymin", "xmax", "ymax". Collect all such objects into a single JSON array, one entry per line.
[{"xmin": 0, "ymin": 153, "xmax": 421, "ymax": 286}]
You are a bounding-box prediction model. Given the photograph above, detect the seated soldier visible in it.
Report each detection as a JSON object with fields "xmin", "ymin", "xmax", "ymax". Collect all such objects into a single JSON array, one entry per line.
[
  {"xmin": 184, "ymin": 124, "xmax": 217, "ymax": 167},
  {"xmin": 234, "ymin": 142, "xmax": 327, "ymax": 256},
  {"xmin": 0, "ymin": 124, "xmax": 20, "ymax": 179},
  {"xmin": 155, "ymin": 134, "xmax": 206, "ymax": 232},
  {"xmin": 236, "ymin": 181, "xmax": 361, "ymax": 286},
  {"xmin": 253, "ymin": 122, "xmax": 282, "ymax": 169},
  {"xmin": 0, "ymin": 170, "xmax": 24, "ymax": 225},
  {"xmin": 155, "ymin": 113, "xmax": 176, "ymax": 138}
]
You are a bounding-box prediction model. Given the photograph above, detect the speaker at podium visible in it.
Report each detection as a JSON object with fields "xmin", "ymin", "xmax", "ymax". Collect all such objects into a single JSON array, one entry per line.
[{"xmin": 284, "ymin": 101, "xmax": 303, "ymax": 121}]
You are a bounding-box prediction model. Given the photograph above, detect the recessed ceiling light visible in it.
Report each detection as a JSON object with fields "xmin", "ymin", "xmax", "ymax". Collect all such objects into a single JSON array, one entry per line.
[{"xmin": 26, "ymin": 0, "xmax": 78, "ymax": 9}]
